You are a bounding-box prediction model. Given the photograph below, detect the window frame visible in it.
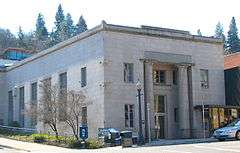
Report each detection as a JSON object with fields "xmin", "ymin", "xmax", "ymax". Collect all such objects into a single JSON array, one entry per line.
[
  {"xmin": 153, "ymin": 70, "xmax": 166, "ymax": 84},
  {"xmin": 200, "ymin": 69, "xmax": 209, "ymax": 89},
  {"xmin": 124, "ymin": 63, "xmax": 134, "ymax": 83},
  {"xmin": 124, "ymin": 104, "xmax": 134, "ymax": 128},
  {"xmin": 81, "ymin": 67, "xmax": 87, "ymax": 87}
]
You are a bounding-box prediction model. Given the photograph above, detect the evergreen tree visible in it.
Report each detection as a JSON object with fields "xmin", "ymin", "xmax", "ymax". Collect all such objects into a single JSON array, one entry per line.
[
  {"xmin": 66, "ymin": 13, "xmax": 75, "ymax": 38},
  {"xmin": 51, "ymin": 4, "xmax": 67, "ymax": 44},
  {"xmin": 35, "ymin": 13, "xmax": 48, "ymax": 40},
  {"xmin": 0, "ymin": 28, "xmax": 18, "ymax": 53},
  {"xmin": 214, "ymin": 22, "xmax": 227, "ymax": 50},
  {"xmin": 197, "ymin": 29, "xmax": 202, "ymax": 36},
  {"xmin": 227, "ymin": 17, "xmax": 240, "ymax": 53},
  {"xmin": 17, "ymin": 26, "xmax": 27, "ymax": 48},
  {"xmin": 76, "ymin": 15, "xmax": 88, "ymax": 34}
]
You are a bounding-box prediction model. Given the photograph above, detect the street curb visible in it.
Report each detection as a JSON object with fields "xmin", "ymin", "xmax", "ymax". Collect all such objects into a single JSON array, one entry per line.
[{"xmin": 145, "ymin": 138, "xmax": 218, "ymax": 147}]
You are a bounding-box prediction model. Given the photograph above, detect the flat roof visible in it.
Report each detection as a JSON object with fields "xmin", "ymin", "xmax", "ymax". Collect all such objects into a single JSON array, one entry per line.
[{"xmin": 5, "ymin": 21, "xmax": 223, "ymax": 72}]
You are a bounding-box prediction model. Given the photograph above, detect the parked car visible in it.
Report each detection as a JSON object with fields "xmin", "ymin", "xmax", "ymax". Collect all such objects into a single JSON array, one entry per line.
[{"xmin": 213, "ymin": 118, "xmax": 240, "ymax": 141}]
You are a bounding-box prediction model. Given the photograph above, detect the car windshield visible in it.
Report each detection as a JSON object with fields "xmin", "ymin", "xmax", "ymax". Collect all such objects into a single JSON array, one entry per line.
[{"xmin": 226, "ymin": 119, "xmax": 240, "ymax": 127}]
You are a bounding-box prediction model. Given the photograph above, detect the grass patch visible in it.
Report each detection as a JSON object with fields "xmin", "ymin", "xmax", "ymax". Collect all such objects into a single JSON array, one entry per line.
[{"xmin": 0, "ymin": 129, "xmax": 104, "ymax": 149}]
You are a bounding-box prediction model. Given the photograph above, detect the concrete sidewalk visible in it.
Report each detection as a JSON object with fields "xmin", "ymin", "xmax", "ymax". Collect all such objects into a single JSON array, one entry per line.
[
  {"xmin": 147, "ymin": 138, "xmax": 218, "ymax": 146},
  {"xmin": 0, "ymin": 137, "xmax": 77, "ymax": 153}
]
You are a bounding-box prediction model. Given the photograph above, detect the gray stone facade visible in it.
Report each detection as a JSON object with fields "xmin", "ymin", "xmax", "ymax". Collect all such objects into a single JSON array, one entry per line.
[{"xmin": 0, "ymin": 22, "xmax": 225, "ymax": 139}]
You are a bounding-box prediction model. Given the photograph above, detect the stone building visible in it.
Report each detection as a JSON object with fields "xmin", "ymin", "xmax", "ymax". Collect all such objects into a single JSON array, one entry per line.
[{"xmin": 0, "ymin": 21, "xmax": 225, "ymax": 139}]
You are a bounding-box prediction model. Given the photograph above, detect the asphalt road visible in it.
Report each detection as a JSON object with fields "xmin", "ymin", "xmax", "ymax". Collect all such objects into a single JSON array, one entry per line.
[{"xmin": 0, "ymin": 138, "xmax": 240, "ymax": 153}]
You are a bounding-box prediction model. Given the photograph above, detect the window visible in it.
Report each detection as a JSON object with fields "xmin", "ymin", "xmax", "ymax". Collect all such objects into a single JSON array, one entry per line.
[
  {"xmin": 172, "ymin": 70, "xmax": 178, "ymax": 85},
  {"xmin": 154, "ymin": 95, "xmax": 165, "ymax": 113},
  {"xmin": 81, "ymin": 67, "xmax": 87, "ymax": 87},
  {"xmin": 124, "ymin": 63, "xmax": 134, "ymax": 83},
  {"xmin": 59, "ymin": 72, "xmax": 67, "ymax": 121},
  {"xmin": 125, "ymin": 104, "xmax": 134, "ymax": 128},
  {"xmin": 31, "ymin": 82, "xmax": 37, "ymax": 102},
  {"xmin": 174, "ymin": 108, "xmax": 178, "ymax": 122},
  {"xmin": 200, "ymin": 69, "xmax": 209, "ymax": 88},
  {"xmin": 30, "ymin": 82, "xmax": 37, "ymax": 127},
  {"xmin": 41, "ymin": 78, "xmax": 51, "ymax": 123},
  {"xmin": 8, "ymin": 91, "xmax": 13, "ymax": 125},
  {"xmin": 153, "ymin": 70, "xmax": 166, "ymax": 84},
  {"xmin": 19, "ymin": 87, "xmax": 24, "ymax": 127},
  {"xmin": 82, "ymin": 107, "xmax": 87, "ymax": 125}
]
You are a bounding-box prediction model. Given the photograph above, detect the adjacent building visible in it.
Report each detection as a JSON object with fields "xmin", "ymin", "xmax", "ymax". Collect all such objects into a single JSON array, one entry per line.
[{"xmin": 0, "ymin": 22, "xmax": 226, "ymax": 139}]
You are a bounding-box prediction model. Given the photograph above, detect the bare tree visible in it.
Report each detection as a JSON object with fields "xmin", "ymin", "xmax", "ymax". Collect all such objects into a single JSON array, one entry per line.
[
  {"xmin": 25, "ymin": 79, "xmax": 60, "ymax": 139},
  {"xmin": 62, "ymin": 90, "xmax": 92, "ymax": 140}
]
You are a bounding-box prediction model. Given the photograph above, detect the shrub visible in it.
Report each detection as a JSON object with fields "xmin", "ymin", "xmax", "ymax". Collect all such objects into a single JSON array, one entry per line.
[
  {"xmin": 67, "ymin": 139, "xmax": 82, "ymax": 148},
  {"xmin": 31, "ymin": 134, "xmax": 48, "ymax": 143},
  {"xmin": 86, "ymin": 139, "xmax": 104, "ymax": 149}
]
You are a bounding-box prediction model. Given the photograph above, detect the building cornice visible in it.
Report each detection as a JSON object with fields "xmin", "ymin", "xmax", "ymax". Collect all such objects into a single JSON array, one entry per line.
[{"xmin": 6, "ymin": 21, "xmax": 222, "ymax": 72}]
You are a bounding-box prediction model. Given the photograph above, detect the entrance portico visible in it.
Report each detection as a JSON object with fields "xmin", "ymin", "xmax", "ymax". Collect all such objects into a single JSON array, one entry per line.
[{"xmin": 143, "ymin": 51, "xmax": 194, "ymax": 139}]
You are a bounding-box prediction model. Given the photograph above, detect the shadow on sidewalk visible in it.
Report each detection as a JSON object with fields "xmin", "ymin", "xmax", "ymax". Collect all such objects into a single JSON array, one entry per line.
[{"xmin": 0, "ymin": 144, "xmax": 30, "ymax": 152}]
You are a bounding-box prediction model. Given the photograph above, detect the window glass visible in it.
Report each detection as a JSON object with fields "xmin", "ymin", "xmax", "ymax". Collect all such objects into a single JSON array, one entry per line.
[
  {"xmin": 31, "ymin": 82, "xmax": 37, "ymax": 102},
  {"xmin": 124, "ymin": 63, "xmax": 134, "ymax": 83},
  {"xmin": 59, "ymin": 72, "xmax": 67, "ymax": 121},
  {"xmin": 125, "ymin": 104, "xmax": 134, "ymax": 128},
  {"xmin": 153, "ymin": 70, "xmax": 166, "ymax": 84},
  {"xmin": 19, "ymin": 87, "xmax": 25, "ymax": 127},
  {"xmin": 200, "ymin": 69, "xmax": 209, "ymax": 88},
  {"xmin": 154, "ymin": 95, "xmax": 165, "ymax": 113},
  {"xmin": 172, "ymin": 70, "xmax": 177, "ymax": 85},
  {"xmin": 82, "ymin": 107, "xmax": 88, "ymax": 125},
  {"xmin": 8, "ymin": 91, "xmax": 13, "ymax": 125},
  {"xmin": 81, "ymin": 67, "xmax": 87, "ymax": 87}
]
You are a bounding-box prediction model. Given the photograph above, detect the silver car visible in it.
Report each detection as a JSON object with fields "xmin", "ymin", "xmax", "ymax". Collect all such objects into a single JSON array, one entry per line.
[{"xmin": 213, "ymin": 119, "xmax": 240, "ymax": 141}]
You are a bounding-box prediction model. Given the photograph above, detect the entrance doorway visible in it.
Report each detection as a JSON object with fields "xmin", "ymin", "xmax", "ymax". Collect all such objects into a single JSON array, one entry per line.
[{"xmin": 154, "ymin": 95, "xmax": 166, "ymax": 139}]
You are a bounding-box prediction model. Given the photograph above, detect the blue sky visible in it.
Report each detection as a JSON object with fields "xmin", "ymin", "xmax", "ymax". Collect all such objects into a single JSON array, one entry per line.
[{"xmin": 0, "ymin": 0, "xmax": 239, "ymax": 36}]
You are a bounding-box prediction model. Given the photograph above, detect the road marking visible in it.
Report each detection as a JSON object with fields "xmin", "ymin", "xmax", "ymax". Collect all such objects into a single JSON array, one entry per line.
[{"xmin": 193, "ymin": 145, "xmax": 240, "ymax": 153}]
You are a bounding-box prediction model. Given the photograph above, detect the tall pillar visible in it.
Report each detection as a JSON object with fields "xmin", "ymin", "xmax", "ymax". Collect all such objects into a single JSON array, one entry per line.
[
  {"xmin": 177, "ymin": 64, "xmax": 190, "ymax": 138},
  {"xmin": 144, "ymin": 61, "xmax": 154, "ymax": 141}
]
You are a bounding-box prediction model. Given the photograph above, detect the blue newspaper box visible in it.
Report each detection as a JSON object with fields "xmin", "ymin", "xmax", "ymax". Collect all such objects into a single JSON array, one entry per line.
[{"xmin": 80, "ymin": 125, "xmax": 88, "ymax": 140}]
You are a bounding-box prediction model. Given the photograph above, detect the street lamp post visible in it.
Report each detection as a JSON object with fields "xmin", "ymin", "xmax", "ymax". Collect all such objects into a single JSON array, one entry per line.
[{"xmin": 136, "ymin": 80, "xmax": 144, "ymax": 145}]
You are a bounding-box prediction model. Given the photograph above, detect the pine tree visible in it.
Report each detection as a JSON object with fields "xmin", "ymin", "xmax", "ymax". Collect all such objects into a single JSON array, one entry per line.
[
  {"xmin": 214, "ymin": 22, "xmax": 227, "ymax": 50},
  {"xmin": 35, "ymin": 13, "xmax": 48, "ymax": 40},
  {"xmin": 76, "ymin": 15, "xmax": 88, "ymax": 35},
  {"xmin": 227, "ymin": 17, "xmax": 240, "ymax": 53},
  {"xmin": 197, "ymin": 29, "xmax": 202, "ymax": 36},
  {"xmin": 51, "ymin": 4, "xmax": 67, "ymax": 44},
  {"xmin": 66, "ymin": 13, "xmax": 75, "ymax": 38},
  {"xmin": 17, "ymin": 26, "xmax": 27, "ymax": 48}
]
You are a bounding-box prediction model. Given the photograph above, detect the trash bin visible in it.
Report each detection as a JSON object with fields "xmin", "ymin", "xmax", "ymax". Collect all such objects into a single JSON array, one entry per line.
[
  {"xmin": 120, "ymin": 131, "xmax": 133, "ymax": 147},
  {"xmin": 98, "ymin": 128, "xmax": 121, "ymax": 146},
  {"xmin": 132, "ymin": 136, "xmax": 138, "ymax": 145}
]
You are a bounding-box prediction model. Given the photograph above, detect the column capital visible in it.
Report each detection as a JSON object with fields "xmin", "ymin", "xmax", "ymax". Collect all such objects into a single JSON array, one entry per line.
[{"xmin": 176, "ymin": 63, "xmax": 192, "ymax": 69}]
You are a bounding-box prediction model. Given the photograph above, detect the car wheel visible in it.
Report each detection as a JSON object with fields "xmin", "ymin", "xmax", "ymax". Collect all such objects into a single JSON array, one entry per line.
[
  {"xmin": 218, "ymin": 138, "xmax": 225, "ymax": 141},
  {"xmin": 236, "ymin": 131, "xmax": 240, "ymax": 140}
]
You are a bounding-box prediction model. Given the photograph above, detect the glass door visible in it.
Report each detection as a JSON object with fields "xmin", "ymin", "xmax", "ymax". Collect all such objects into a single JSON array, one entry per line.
[{"xmin": 154, "ymin": 95, "xmax": 166, "ymax": 139}]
